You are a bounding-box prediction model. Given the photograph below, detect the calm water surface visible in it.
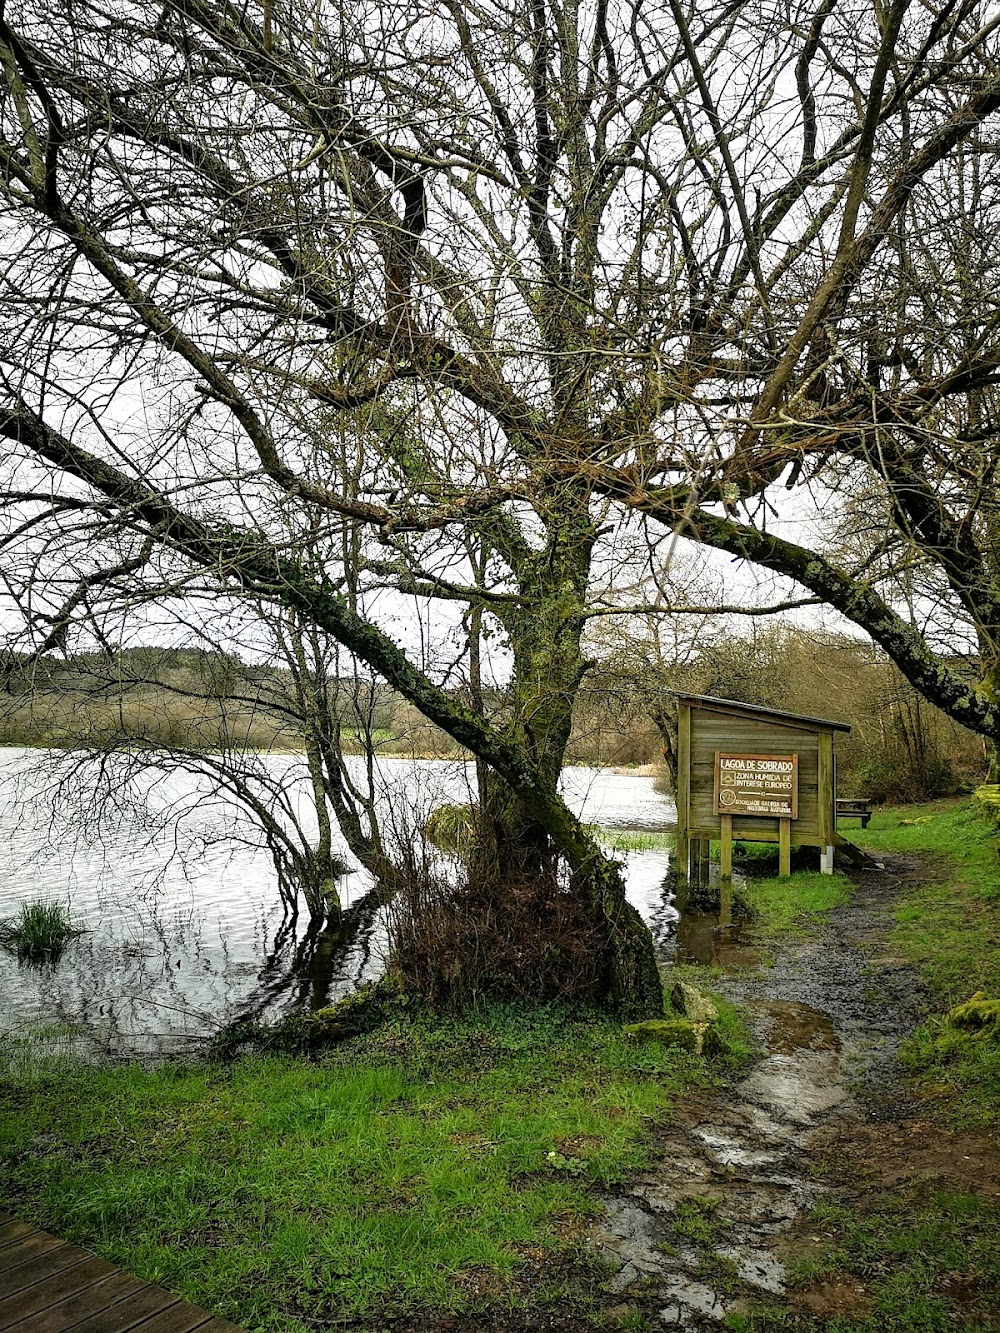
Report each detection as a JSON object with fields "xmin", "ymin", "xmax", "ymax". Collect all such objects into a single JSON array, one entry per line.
[{"xmin": 0, "ymin": 750, "xmax": 690, "ymax": 1056}]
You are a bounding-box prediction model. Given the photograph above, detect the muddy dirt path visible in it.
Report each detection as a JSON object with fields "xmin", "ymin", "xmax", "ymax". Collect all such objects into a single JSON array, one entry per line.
[{"xmin": 592, "ymin": 858, "xmax": 927, "ymax": 1328}]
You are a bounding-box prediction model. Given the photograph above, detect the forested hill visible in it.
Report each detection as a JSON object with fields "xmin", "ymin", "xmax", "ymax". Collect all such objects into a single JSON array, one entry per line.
[
  {"xmin": 0, "ymin": 647, "xmax": 400, "ymax": 755},
  {"xmin": 0, "ymin": 634, "xmax": 986, "ymax": 799}
]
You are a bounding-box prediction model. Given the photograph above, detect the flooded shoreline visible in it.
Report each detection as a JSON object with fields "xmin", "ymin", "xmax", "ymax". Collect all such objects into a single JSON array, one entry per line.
[{"xmin": 0, "ymin": 748, "xmax": 715, "ymax": 1057}]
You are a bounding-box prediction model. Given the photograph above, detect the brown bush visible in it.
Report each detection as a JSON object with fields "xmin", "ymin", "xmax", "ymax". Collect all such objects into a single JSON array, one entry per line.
[{"xmin": 386, "ymin": 849, "xmax": 606, "ymax": 1010}]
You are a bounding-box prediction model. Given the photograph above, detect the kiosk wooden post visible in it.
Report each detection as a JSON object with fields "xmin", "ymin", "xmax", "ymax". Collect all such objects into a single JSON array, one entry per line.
[
  {"xmin": 818, "ymin": 730, "xmax": 835, "ymax": 874},
  {"xmin": 779, "ymin": 817, "xmax": 791, "ymax": 878},
  {"xmin": 676, "ymin": 702, "xmax": 692, "ymax": 878},
  {"xmin": 719, "ymin": 814, "xmax": 733, "ymax": 878},
  {"xmin": 673, "ymin": 694, "xmax": 851, "ymax": 880}
]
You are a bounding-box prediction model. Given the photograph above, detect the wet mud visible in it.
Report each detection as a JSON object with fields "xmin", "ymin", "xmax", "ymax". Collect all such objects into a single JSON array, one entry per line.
[{"xmin": 592, "ymin": 858, "xmax": 929, "ymax": 1327}]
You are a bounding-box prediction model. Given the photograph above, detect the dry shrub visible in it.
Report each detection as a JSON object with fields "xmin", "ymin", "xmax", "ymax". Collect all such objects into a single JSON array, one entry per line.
[{"xmin": 387, "ymin": 849, "xmax": 606, "ymax": 1010}]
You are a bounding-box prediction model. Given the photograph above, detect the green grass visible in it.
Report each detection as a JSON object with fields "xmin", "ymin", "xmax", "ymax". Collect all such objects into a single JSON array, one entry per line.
[
  {"xmin": 736, "ymin": 870, "xmax": 853, "ymax": 934},
  {"xmin": 595, "ymin": 827, "xmax": 676, "ymax": 853},
  {"xmin": 729, "ymin": 1188, "xmax": 1000, "ymax": 1332},
  {"xmin": 864, "ymin": 804, "xmax": 1000, "ymax": 998},
  {"xmin": 853, "ymin": 798, "xmax": 1000, "ymax": 1126},
  {"xmin": 670, "ymin": 1195, "xmax": 727, "ymax": 1248},
  {"xmin": 0, "ymin": 900, "xmax": 78, "ymax": 958},
  {"xmin": 0, "ymin": 1000, "xmax": 739, "ymax": 1331}
]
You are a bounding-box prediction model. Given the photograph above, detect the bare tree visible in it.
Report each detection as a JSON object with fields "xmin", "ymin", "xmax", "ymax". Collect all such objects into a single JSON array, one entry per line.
[
  {"xmin": 4, "ymin": 0, "xmax": 1000, "ymax": 1009},
  {"xmin": 7, "ymin": 595, "xmax": 415, "ymax": 921},
  {"xmin": 0, "ymin": 532, "xmax": 409, "ymax": 916}
]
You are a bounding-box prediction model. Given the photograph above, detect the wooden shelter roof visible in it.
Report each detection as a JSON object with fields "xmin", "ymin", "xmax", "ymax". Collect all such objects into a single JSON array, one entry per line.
[{"xmin": 673, "ymin": 692, "xmax": 851, "ymax": 734}]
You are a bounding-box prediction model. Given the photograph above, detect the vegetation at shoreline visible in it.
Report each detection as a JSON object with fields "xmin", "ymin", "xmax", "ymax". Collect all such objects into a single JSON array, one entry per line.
[
  {"xmin": 595, "ymin": 827, "xmax": 675, "ymax": 854},
  {"xmin": 0, "ymin": 998, "xmax": 746, "ymax": 1332}
]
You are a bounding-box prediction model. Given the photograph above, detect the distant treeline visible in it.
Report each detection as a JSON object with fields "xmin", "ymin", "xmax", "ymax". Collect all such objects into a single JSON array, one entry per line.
[
  {"xmin": 0, "ymin": 630, "xmax": 986, "ymax": 801},
  {"xmin": 0, "ymin": 648, "xmax": 453, "ymax": 758},
  {"xmin": 571, "ymin": 627, "xmax": 985, "ymax": 803}
]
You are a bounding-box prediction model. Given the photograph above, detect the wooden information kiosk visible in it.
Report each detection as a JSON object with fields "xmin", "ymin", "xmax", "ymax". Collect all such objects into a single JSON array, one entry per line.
[{"xmin": 674, "ymin": 693, "xmax": 852, "ymax": 880}]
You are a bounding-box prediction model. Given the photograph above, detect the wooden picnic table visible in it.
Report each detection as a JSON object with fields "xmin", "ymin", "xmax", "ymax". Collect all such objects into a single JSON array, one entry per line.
[{"xmin": 836, "ymin": 797, "xmax": 873, "ymax": 828}]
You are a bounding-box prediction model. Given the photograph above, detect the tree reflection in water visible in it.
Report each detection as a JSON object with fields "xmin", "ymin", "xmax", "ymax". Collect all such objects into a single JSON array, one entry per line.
[
  {"xmin": 668, "ymin": 871, "xmax": 755, "ymax": 968},
  {"xmin": 235, "ymin": 892, "xmax": 385, "ymax": 1023}
]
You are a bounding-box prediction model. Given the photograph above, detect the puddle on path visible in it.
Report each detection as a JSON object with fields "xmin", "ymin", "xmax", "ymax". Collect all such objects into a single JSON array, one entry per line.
[
  {"xmin": 759, "ymin": 1001, "xmax": 841, "ymax": 1054},
  {"xmin": 592, "ymin": 998, "xmax": 851, "ymax": 1327},
  {"xmin": 668, "ymin": 876, "xmax": 759, "ymax": 969}
]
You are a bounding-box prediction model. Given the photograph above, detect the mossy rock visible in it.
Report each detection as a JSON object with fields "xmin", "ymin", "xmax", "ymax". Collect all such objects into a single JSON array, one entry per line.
[
  {"xmin": 623, "ymin": 1018, "xmax": 721, "ymax": 1056},
  {"xmin": 973, "ymin": 785, "xmax": 1000, "ymax": 824},
  {"xmin": 304, "ymin": 978, "xmax": 410, "ymax": 1042},
  {"xmin": 213, "ymin": 979, "xmax": 408, "ymax": 1057},
  {"xmin": 424, "ymin": 803, "xmax": 475, "ymax": 856},
  {"xmin": 946, "ymin": 991, "xmax": 1000, "ymax": 1037},
  {"xmin": 670, "ymin": 980, "xmax": 719, "ymax": 1025}
]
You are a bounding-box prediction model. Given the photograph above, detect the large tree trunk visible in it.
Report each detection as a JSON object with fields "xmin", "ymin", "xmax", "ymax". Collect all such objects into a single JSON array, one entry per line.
[
  {"xmin": 460, "ymin": 494, "xmax": 663, "ymax": 1017},
  {"xmin": 649, "ymin": 700, "xmax": 679, "ymax": 796},
  {"xmin": 977, "ymin": 652, "xmax": 1000, "ymax": 783}
]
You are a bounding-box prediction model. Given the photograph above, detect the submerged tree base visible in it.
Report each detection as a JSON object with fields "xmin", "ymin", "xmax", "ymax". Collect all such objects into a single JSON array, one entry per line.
[
  {"xmin": 214, "ymin": 978, "xmax": 408, "ymax": 1057},
  {"xmin": 386, "ymin": 849, "xmax": 664, "ymax": 1018}
]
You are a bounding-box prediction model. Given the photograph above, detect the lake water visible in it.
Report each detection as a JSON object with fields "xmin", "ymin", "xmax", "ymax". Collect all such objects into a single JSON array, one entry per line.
[{"xmin": 0, "ymin": 749, "xmax": 706, "ymax": 1057}]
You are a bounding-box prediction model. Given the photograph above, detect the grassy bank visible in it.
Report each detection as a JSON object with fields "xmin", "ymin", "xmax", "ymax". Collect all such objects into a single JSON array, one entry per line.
[
  {"xmin": 0, "ymin": 999, "xmax": 744, "ymax": 1332},
  {"xmin": 0, "ymin": 900, "xmax": 79, "ymax": 958},
  {"xmin": 736, "ymin": 866, "xmax": 853, "ymax": 934},
  {"xmin": 595, "ymin": 827, "xmax": 675, "ymax": 854},
  {"xmin": 732, "ymin": 1175, "xmax": 1000, "ymax": 1333},
  {"xmin": 858, "ymin": 798, "xmax": 1000, "ymax": 1126},
  {"xmin": 859, "ymin": 798, "xmax": 1000, "ymax": 997}
]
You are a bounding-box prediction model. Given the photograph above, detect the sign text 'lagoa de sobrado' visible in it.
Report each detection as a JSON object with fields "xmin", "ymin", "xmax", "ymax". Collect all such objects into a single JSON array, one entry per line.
[{"xmin": 713, "ymin": 753, "xmax": 799, "ymax": 819}]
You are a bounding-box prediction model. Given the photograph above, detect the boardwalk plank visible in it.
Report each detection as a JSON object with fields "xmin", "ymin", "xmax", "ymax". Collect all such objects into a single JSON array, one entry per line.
[
  {"xmin": 0, "ymin": 1247, "xmax": 91, "ymax": 1301},
  {"xmin": 0, "ymin": 1255, "xmax": 118, "ymax": 1330},
  {"xmin": 0, "ymin": 1225, "xmax": 35, "ymax": 1251},
  {"xmin": 1, "ymin": 1269, "xmax": 151, "ymax": 1332},
  {"xmin": 0, "ymin": 1228, "xmax": 62, "ymax": 1259},
  {"xmin": 0, "ymin": 1214, "xmax": 246, "ymax": 1333},
  {"xmin": 66, "ymin": 1284, "xmax": 183, "ymax": 1333},
  {"xmin": 0, "ymin": 1240, "xmax": 88, "ymax": 1296}
]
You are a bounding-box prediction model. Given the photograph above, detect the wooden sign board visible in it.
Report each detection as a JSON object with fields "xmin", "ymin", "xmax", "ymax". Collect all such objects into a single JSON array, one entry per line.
[{"xmin": 714, "ymin": 753, "xmax": 799, "ymax": 819}]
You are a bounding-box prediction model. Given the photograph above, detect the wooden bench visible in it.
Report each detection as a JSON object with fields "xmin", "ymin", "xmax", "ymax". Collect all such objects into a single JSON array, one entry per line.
[{"xmin": 836, "ymin": 797, "xmax": 872, "ymax": 828}]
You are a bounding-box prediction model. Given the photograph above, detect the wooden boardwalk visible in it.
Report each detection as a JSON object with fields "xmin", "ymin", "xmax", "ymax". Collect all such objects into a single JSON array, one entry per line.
[{"xmin": 0, "ymin": 1211, "xmax": 244, "ymax": 1332}]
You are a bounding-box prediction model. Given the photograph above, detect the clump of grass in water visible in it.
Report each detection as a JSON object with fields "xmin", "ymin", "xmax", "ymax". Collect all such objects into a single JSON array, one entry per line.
[
  {"xmin": 596, "ymin": 827, "xmax": 676, "ymax": 853},
  {"xmin": 0, "ymin": 901, "xmax": 79, "ymax": 959}
]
